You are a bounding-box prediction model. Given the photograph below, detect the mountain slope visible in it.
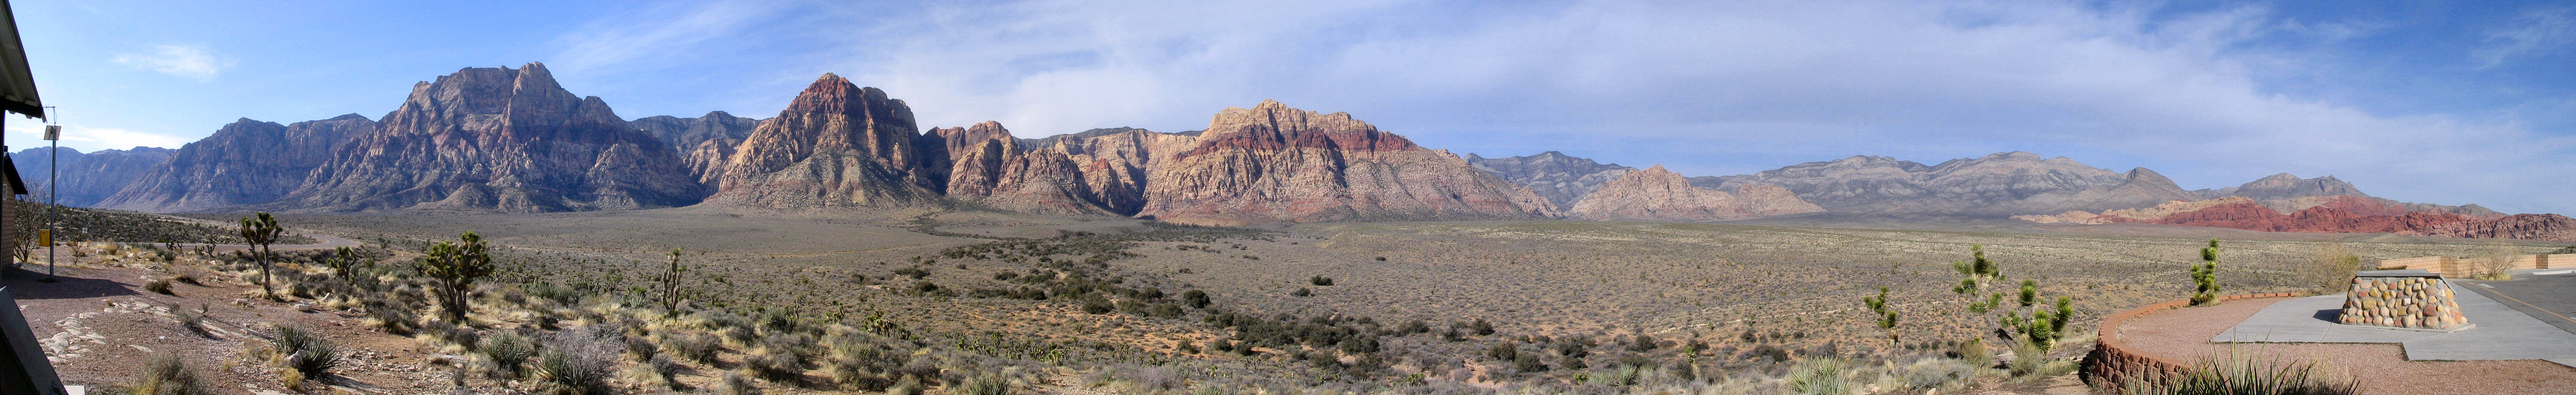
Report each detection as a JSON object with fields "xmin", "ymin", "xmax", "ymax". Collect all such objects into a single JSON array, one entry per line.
[
  {"xmin": 1466, "ymin": 151, "xmax": 1634, "ymax": 209},
  {"xmin": 708, "ymin": 74, "xmax": 942, "ymax": 208},
  {"xmin": 95, "ymin": 115, "xmax": 376, "ymax": 212},
  {"xmin": 7, "ymin": 146, "xmax": 175, "ymax": 207},
  {"xmin": 1134, "ymin": 100, "xmax": 1557, "ymax": 226},
  {"xmin": 1694, "ymin": 152, "xmax": 2197, "ymax": 216},
  {"xmin": 1566, "ymin": 165, "xmax": 1820, "ymax": 221},
  {"xmin": 277, "ymin": 62, "xmax": 702, "ymax": 213}
]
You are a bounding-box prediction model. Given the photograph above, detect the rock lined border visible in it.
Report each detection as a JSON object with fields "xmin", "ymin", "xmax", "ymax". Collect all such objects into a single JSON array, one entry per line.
[{"xmin": 2080, "ymin": 292, "xmax": 2313, "ymax": 391}]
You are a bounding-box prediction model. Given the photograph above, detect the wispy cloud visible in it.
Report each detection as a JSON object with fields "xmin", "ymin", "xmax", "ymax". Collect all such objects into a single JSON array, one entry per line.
[
  {"xmin": 111, "ymin": 44, "xmax": 231, "ymax": 82},
  {"xmin": 4, "ymin": 120, "xmax": 189, "ymax": 151},
  {"xmin": 550, "ymin": 1, "xmax": 801, "ymax": 72},
  {"xmin": 2472, "ymin": 6, "xmax": 2575, "ymax": 68}
]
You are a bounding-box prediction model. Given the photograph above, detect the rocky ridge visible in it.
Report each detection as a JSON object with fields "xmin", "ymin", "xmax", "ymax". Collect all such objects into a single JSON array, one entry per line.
[
  {"xmin": 1565, "ymin": 165, "xmax": 1820, "ymax": 221},
  {"xmin": 95, "ymin": 115, "xmax": 376, "ymax": 212},
  {"xmin": 1466, "ymin": 151, "xmax": 1634, "ymax": 209},
  {"xmin": 1691, "ymin": 152, "xmax": 2199, "ymax": 216},
  {"xmin": 7, "ymin": 146, "xmax": 175, "ymax": 207}
]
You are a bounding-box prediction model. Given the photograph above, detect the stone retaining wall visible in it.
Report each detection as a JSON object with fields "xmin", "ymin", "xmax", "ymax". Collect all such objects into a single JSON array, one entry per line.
[
  {"xmin": 2338, "ymin": 276, "xmax": 2466, "ymax": 330},
  {"xmin": 2378, "ymin": 254, "xmax": 2573, "ymax": 278},
  {"xmin": 2081, "ymin": 292, "xmax": 2310, "ymax": 391}
]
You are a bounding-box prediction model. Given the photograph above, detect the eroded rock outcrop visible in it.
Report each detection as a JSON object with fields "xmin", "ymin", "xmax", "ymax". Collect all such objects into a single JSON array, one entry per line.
[
  {"xmin": 278, "ymin": 62, "xmax": 702, "ymax": 213},
  {"xmin": 1134, "ymin": 100, "xmax": 1556, "ymax": 226},
  {"xmin": 1566, "ymin": 165, "xmax": 1820, "ymax": 221},
  {"xmin": 96, "ymin": 115, "xmax": 375, "ymax": 212}
]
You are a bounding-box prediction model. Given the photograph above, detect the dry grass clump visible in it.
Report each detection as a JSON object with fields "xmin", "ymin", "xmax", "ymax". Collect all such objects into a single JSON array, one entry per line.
[{"xmin": 128, "ymin": 354, "xmax": 210, "ymax": 395}]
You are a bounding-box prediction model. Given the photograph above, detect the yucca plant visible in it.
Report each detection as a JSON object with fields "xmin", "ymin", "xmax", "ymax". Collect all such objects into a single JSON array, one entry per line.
[{"xmin": 2124, "ymin": 351, "xmax": 2360, "ymax": 395}]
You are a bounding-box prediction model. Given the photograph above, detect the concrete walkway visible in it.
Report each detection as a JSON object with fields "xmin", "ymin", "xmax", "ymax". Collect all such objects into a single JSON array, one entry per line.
[{"xmin": 2213, "ymin": 282, "xmax": 2576, "ymax": 368}]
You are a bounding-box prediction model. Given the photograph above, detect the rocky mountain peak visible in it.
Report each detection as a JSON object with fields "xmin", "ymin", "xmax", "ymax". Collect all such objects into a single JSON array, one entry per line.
[
  {"xmin": 2232, "ymin": 173, "xmax": 2369, "ymax": 200},
  {"xmin": 710, "ymin": 74, "xmax": 939, "ymax": 208},
  {"xmin": 277, "ymin": 62, "xmax": 701, "ymax": 213},
  {"xmin": 1140, "ymin": 100, "xmax": 1554, "ymax": 225}
]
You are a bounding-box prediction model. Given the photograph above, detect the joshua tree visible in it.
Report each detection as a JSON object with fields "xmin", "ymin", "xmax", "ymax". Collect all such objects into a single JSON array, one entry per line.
[
  {"xmin": 657, "ymin": 247, "xmax": 688, "ymax": 316},
  {"xmin": 237, "ymin": 212, "xmax": 283, "ymax": 301},
  {"xmin": 328, "ymin": 246, "xmax": 359, "ymax": 277},
  {"xmin": 2191, "ymin": 239, "xmax": 2222, "ymax": 305},
  {"xmin": 422, "ymin": 232, "xmax": 496, "ymax": 322},
  {"xmin": 1861, "ymin": 286, "xmax": 1898, "ymax": 345},
  {"xmin": 1953, "ymin": 245, "xmax": 2008, "ymax": 313}
]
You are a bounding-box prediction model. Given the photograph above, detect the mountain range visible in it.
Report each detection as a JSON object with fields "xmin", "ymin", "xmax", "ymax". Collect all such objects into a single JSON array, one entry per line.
[{"xmin": 12, "ymin": 62, "xmax": 2569, "ymax": 241}]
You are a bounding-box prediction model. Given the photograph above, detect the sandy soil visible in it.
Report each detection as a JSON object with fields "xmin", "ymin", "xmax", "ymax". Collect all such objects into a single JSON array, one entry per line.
[
  {"xmin": 2118, "ymin": 297, "xmax": 2576, "ymax": 394},
  {"xmin": 5, "ymin": 260, "xmax": 461, "ymax": 394}
]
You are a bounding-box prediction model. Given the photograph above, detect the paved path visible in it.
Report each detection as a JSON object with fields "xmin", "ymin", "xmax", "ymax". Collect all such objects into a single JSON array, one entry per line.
[
  {"xmin": 2212, "ymin": 282, "xmax": 2576, "ymax": 368},
  {"xmin": 2461, "ymin": 270, "xmax": 2576, "ymax": 336}
]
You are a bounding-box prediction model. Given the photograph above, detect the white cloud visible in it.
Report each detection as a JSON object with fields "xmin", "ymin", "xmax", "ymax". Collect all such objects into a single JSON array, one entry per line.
[
  {"xmin": 112, "ymin": 44, "xmax": 231, "ymax": 82},
  {"xmin": 583, "ymin": 0, "xmax": 2574, "ymax": 213},
  {"xmin": 2472, "ymin": 6, "xmax": 2575, "ymax": 68},
  {"xmin": 3, "ymin": 120, "xmax": 188, "ymax": 151}
]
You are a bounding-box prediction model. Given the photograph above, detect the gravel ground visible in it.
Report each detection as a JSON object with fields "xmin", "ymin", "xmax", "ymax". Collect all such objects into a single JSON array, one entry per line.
[{"xmin": 2119, "ymin": 297, "xmax": 2576, "ymax": 394}]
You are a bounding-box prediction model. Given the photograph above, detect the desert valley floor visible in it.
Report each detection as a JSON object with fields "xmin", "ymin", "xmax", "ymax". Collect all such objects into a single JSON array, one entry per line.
[{"xmin": 13, "ymin": 207, "xmax": 2573, "ymax": 394}]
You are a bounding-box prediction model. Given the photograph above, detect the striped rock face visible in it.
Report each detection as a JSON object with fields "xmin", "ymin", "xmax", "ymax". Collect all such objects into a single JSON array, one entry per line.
[{"xmin": 2338, "ymin": 277, "xmax": 2468, "ymax": 330}]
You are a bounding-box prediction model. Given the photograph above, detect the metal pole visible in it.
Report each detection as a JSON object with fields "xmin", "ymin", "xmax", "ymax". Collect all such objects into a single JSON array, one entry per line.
[{"xmin": 42, "ymin": 106, "xmax": 54, "ymax": 279}]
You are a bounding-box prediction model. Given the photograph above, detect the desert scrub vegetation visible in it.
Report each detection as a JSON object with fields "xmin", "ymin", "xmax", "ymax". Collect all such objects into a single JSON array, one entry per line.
[{"xmin": 2, "ymin": 200, "xmax": 315, "ymax": 250}]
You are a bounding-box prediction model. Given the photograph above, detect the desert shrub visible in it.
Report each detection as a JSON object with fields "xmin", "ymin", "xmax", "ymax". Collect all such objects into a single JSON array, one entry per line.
[
  {"xmin": 1290, "ymin": 288, "xmax": 1313, "ymax": 297},
  {"xmin": 1181, "ymin": 290, "xmax": 1211, "ymax": 309},
  {"xmin": 1783, "ymin": 359, "xmax": 1849, "ymax": 395},
  {"xmin": 271, "ymin": 325, "xmax": 340, "ymax": 377},
  {"xmin": 961, "ymin": 373, "xmax": 1012, "ymax": 395},
  {"xmin": 1149, "ymin": 303, "xmax": 1186, "ymax": 318},
  {"xmin": 1903, "ymin": 357, "xmax": 1975, "ymax": 390},
  {"xmin": 173, "ymin": 274, "xmax": 200, "ymax": 285},
  {"xmin": 622, "ymin": 334, "xmax": 657, "ymax": 361},
  {"xmin": 173, "ymin": 307, "xmax": 206, "ymax": 336},
  {"xmin": 888, "ymin": 375, "xmax": 924, "ymax": 395},
  {"xmin": 480, "ymin": 331, "xmax": 539, "ymax": 378},
  {"xmin": 1081, "ymin": 297, "xmax": 1115, "ymax": 314},
  {"xmin": 2473, "ymin": 243, "xmax": 2523, "ymax": 281},
  {"xmin": 2306, "ymin": 245, "xmax": 2364, "ymax": 292},
  {"xmin": 535, "ymin": 326, "xmax": 620, "ymax": 395},
  {"xmin": 744, "ymin": 348, "xmax": 804, "ymax": 382},
  {"xmin": 145, "ymin": 278, "xmax": 175, "ymax": 295},
  {"xmin": 717, "ymin": 371, "xmax": 762, "ymax": 395},
  {"xmin": 1512, "ymin": 352, "xmax": 1546, "ymax": 372},
  {"xmin": 128, "ymin": 354, "xmax": 209, "ymax": 395},
  {"xmin": 524, "ymin": 282, "xmax": 583, "ymax": 305},
  {"xmin": 366, "ymin": 307, "xmax": 416, "ymax": 335},
  {"xmin": 2008, "ymin": 341, "xmax": 2049, "ymax": 376},
  {"xmin": 1471, "ymin": 318, "xmax": 1495, "ymax": 335},
  {"xmin": 1953, "ymin": 339, "xmax": 1993, "ymax": 368},
  {"xmin": 667, "ymin": 332, "xmax": 723, "ymax": 364},
  {"xmin": 1310, "ymin": 276, "xmax": 1334, "ymax": 286},
  {"xmin": 2125, "ymin": 352, "xmax": 2360, "ymax": 395}
]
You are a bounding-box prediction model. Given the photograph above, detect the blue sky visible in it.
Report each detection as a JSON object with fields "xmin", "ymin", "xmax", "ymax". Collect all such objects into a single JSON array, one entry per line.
[{"xmin": 4, "ymin": 0, "xmax": 2572, "ymax": 214}]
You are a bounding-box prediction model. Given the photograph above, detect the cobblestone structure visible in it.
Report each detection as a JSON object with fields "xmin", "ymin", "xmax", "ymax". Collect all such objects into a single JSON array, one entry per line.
[{"xmin": 2337, "ymin": 270, "xmax": 2469, "ymax": 330}]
